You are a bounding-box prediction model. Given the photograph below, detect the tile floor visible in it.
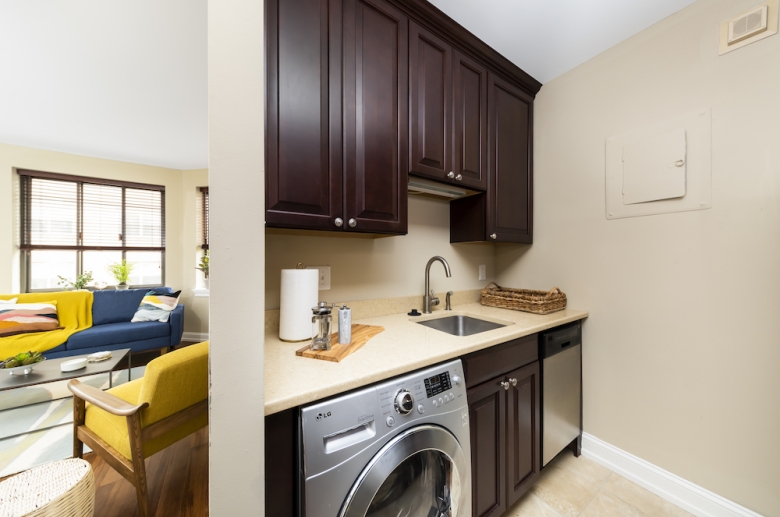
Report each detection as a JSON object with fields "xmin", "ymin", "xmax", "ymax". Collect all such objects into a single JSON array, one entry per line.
[{"xmin": 507, "ymin": 452, "xmax": 693, "ymax": 517}]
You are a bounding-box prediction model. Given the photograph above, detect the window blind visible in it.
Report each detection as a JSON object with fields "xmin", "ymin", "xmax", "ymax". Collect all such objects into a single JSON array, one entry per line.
[
  {"xmin": 18, "ymin": 169, "xmax": 165, "ymax": 290},
  {"xmin": 199, "ymin": 187, "xmax": 209, "ymax": 250}
]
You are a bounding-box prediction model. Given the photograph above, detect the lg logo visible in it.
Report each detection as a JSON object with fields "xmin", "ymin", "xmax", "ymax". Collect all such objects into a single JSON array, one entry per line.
[{"xmin": 316, "ymin": 411, "xmax": 332, "ymax": 421}]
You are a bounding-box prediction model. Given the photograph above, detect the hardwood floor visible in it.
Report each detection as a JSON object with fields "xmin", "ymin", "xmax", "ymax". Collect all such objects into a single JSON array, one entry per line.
[{"xmin": 84, "ymin": 427, "xmax": 209, "ymax": 517}]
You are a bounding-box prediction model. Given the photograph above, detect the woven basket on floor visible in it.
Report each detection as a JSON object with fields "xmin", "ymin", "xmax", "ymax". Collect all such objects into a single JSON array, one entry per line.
[
  {"xmin": 0, "ymin": 458, "xmax": 95, "ymax": 517},
  {"xmin": 481, "ymin": 282, "xmax": 567, "ymax": 315}
]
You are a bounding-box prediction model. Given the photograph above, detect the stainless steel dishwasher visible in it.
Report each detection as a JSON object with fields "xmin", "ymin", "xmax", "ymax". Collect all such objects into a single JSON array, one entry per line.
[{"xmin": 539, "ymin": 321, "xmax": 582, "ymax": 466}]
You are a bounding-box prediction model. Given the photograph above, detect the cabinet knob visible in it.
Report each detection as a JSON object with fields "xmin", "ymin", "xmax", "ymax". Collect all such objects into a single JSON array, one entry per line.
[
  {"xmin": 348, "ymin": 218, "xmax": 357, "ymax": 228},
  {"xmin": 455, "ymin": 174, "xmax": 463, "ymax": 181},
  {"xmin": 509, "ymin": 378, "xmax": 517, "ymax": 386},
  {"xmin": 447, "ymin": 171, "xmax": 455, "ymax": 179},
  {"xmin": 490, "ymin": 233, "xmax": 497, "ymax": 240},
  {"xmin": 335, "ymin": 218, "xmax": 343, "ymax": 227},
  {"xmin": 500, "ymin": 381, "xmax": 510, "ymax": 391}
]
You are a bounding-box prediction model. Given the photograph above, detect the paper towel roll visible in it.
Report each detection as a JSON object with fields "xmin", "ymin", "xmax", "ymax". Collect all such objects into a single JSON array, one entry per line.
[{"xmin": 279, "ymin": 269, "xmax": 319, "ymax": 342}]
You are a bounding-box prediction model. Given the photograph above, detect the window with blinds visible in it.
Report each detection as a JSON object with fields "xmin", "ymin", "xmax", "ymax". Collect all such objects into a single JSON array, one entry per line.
[
  {"xmin": 18, "ymin": 170, "xmax": 166, "ymax": 291},
  {"xmin": 198, "ymin": 187, "xmax": 209, "ymax": 250}
]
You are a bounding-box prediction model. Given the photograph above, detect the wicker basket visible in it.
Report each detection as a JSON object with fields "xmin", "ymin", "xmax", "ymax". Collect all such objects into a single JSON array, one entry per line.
[
  {"xmin": 0, "ymin": 458, "xmax": 95, "ymax": 517},
  {"xmin": 481, "ymin": 282, "xmax": 567, "ymax": 315}
]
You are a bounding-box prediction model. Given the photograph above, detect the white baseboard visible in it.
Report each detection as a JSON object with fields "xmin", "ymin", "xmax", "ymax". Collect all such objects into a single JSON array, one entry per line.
[
  {"xmin": 182, "ymin": 332, "xmax": 209, "ymax": 342},
  {"xmin": 581, "ymin": 433, "xmax": 763, "ymax": 517}
]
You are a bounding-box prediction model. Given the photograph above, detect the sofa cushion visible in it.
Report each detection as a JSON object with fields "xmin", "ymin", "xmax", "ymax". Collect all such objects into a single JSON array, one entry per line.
[
  {"xmin": 131, "ymin": 289, "xmax": 181, "ymax": 323},
  {"xmin": 66, "ymin": 321, "xmax": 170, "ymax": 350},
  {"xmin": 0, "ymin": 301, "xmax": 61, "ymax": 337},
  {"xmin": 92, "ymin": 288, "xmax": 173, "ymax": 325}
]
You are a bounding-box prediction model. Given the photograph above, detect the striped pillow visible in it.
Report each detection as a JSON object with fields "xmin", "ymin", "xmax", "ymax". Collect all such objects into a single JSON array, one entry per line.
[
  {"xmin": 131, "ymin": 290, "xmax": 181, "ymax": 323},
  {"xmin": 0, "ymin": 301, "xmax": 61, "ymax": 337}
]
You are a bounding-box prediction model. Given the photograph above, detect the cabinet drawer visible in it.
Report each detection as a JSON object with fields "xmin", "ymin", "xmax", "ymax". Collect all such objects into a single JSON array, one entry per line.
[{"xmin": 462, "ymin": 334, "xmax": 537, "ymax": 389}]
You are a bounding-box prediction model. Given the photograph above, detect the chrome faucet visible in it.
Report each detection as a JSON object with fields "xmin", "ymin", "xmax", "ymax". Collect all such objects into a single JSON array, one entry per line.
[{"xmin": 423, "ymin": 256, "xmax": 452, "ymax": 314}]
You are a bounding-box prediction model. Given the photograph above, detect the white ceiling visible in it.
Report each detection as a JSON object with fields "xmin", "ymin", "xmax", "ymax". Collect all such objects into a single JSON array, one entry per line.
[
  {"xmin": 0, "ymin": 1, "xmax": 207, "ymax": 170},
  {"xmin": 428, "ymin": 0, "xmax": 698, "ymax": 83},
  {"xmin": 0, "ymin": 0, "xmax": 697, "ymax": 170}
]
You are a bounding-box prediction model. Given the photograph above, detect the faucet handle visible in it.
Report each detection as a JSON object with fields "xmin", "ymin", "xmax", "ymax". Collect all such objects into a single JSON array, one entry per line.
[{"xmin": 429, "ymin": 289, "xmax": 440, "ymax": 306}]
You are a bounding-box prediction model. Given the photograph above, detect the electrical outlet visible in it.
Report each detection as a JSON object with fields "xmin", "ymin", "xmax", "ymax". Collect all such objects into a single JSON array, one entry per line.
[
  {"xmin": 308, "ymin": 266, "xmax": 331, "ymax": 290},
  {"xmin": 479, "ymin": 265, "xmax": 486, "ymax": 281}
]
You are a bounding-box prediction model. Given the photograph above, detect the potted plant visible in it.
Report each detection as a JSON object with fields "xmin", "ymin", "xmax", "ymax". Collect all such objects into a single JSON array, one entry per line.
[
  {"xmin": 108, "ymin": 260, "xmax": 135, "ymax": 290},
  {"xmin": 57, "ymin": 271, "xmax": 94, "ymax": 291},
  {"xmin": 196, "ymin": 251, "xmax": 209, "ymax": 289}
]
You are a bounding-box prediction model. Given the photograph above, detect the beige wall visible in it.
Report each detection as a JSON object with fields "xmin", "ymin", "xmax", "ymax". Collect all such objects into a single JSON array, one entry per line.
[
  {"xmin": 208, "ymin": 0, "xmax": 265, "ymax": 512},
  {"xmin": 180, "ymin": 168, "xmax": 209, "ymax": 336},
  {"xmin": 496, "ymin": 0, "xmax": 780, "ymax": 514},
  {"xmin": 265, "ymin": 195, "xmax": 496, "ymax": 309},
  {"xmin": 0, "ymin": 143, "xmax": 209, "ymax": 335}
]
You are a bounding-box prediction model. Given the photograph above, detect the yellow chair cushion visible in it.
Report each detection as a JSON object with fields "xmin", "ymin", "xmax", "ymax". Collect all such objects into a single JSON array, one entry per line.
[
  {"xmin": 83, "ymin": 342, "xmax": 209, "ymax": 460},
  {"xmin": 84, "ymin": 379, "xmax": 143, "ymax": 460}
]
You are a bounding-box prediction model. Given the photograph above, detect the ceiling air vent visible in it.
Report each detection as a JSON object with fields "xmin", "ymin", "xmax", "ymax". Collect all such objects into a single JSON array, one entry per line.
[{"xmin": 728, "ymin": 4, "xmax": 768, "ymax": 43}]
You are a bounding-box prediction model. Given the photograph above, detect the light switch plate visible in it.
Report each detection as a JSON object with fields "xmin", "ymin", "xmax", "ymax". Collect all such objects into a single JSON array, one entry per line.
[
  {"xmin": 308, "ymin": 266, "xmax": 331, "ymax": 290},
  {"xmin": 479, "ymin": 265, "xmax": 486, "ymax": 281}
]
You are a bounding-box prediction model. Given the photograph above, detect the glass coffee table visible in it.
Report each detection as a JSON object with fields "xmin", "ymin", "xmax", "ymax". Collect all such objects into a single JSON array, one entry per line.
[{"xmin": 0, "ymin": 349, "xmax": 131, "ymax": 392}]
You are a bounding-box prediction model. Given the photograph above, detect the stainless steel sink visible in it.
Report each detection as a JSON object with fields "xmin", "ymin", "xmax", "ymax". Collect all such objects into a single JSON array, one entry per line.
[{"xmin": 417, "ymin": 315, "xmax": 506, "ymax": 336}]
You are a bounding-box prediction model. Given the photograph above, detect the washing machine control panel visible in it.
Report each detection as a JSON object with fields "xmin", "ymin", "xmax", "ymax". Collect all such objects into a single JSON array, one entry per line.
[{"xmin": 423, "ymin": 371, "xmax": 452, "ymax": 398}]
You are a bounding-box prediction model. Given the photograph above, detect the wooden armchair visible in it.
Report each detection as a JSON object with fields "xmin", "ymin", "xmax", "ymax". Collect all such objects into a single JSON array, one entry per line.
[{"xmin": 68, "ymin": 341, "xmax": 208, "ymax": 517}]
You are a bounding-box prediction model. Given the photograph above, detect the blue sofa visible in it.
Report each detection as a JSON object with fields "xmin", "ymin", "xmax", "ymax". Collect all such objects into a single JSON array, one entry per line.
[{"xmin": 44, "ymin": 288, "xmax": 184, "ymax": 359}]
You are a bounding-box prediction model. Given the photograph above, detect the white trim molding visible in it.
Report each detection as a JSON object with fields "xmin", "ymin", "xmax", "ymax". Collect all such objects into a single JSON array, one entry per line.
[
  {"xmin": 192, "ymin": 288, "xmax": 210, "ymax": 298},
  {"xmin": 182, "ymin": 331, "xmax": 209, "ymax": 342},
  {"xmin": 581, "ymin": 433, "xmax": 764, "ymax": 517}
]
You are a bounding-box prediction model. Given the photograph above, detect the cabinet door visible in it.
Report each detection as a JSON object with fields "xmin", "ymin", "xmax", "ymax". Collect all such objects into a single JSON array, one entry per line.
[
  {"xmin": 468, "ymin": 379, "xmax": 507, "ymax": 517},
  {"xmin": 452, "ymin": 50, "xmax": 487, "ymax": 191},
  {"xmin": 505, "ymin": 361, "xmax": 541, "ymax": 508},
  {"xmin": 487, "ymin": 72, "xmax": 533, "ymax": 243},
  {"xmin": 343, "ymin": 0, "xmax": 408, "ymax": 234},
  {"xmin": 409, "ymin": 21, "xmax": 452, "ymax": 182},
  {"xmin": 266, "ymin": 0, "xmax": 343, "ymax": 230}
]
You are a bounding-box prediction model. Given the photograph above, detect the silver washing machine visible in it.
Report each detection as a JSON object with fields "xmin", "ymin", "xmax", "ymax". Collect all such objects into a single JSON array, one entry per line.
[{"xmin": 300, "ymin": 359, "xmax": 472, "ymax": 517}]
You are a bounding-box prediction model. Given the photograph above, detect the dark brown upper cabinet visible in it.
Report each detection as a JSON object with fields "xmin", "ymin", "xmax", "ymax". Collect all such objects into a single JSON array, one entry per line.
[
  {"xmin": 266, "ymin": 0, "xmax": 540, "ymax": 237},
  {"xmin": 450, "ymin": 72, "xmax": 533, "ymax": 244},
  {"xmin": 409, "ymin": 22, "xmax": 452, "ymax": 182},
  {"xmin": 452, "ymin": 50, "xmax": 488, "ymax": 191},
  {"xmin": 409, "ymin": 24, "xmax": 488, "ymax": 192},
  {"xmin": 487, "ymin": 72, "xmax": 533, "ymax": 243},
  {"xmin": 265, "ymin": 0, "xmax": 343, "ymax": 231},
  {"xmin": 343, "ymin": 0, "xmax": 409, "ymax": 234}
]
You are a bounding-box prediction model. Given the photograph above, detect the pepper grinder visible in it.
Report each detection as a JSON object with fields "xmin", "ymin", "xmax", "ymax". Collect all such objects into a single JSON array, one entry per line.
[{"xmin": 311, "ymin": 302, "xmax": 334, "ymax": 351}]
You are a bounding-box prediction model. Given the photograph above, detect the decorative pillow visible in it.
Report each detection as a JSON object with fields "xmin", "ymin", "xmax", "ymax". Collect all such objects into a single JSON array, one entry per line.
[
  {"xmin": 0, "ymin": 298, "xmax": 19, "ymax": 304},
  {"xmin": 131, "ymin": 290, "xmax": 181, "ymax": 323},
  {"xmin": 0, "ymin": 301, "xmax": 62, "ymax": 337}
]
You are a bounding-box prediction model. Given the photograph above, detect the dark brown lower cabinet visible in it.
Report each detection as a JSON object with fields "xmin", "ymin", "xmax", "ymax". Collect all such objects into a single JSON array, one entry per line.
[
  {"xmin": 468, "ymin": 375, "xmax": 507, "ymax": 517},
  {"xmin": 505, "ymin": 362, "xmax": 541, "ymax": 508},
  {"xmin": 466, "ymin": 337, "xmax": 540, "ymax": 516}
]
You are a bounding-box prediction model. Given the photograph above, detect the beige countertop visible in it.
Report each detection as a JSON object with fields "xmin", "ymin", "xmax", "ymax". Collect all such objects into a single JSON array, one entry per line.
[{"xmin": 264, "ymin": 303, "xmax": 588, "ymax": 415}]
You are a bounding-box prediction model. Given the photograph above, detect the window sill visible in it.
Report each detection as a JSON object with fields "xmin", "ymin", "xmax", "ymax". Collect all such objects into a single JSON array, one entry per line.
[{"xmin": 193, "ymin": 288, "xmax": 210, "ymax": 298}]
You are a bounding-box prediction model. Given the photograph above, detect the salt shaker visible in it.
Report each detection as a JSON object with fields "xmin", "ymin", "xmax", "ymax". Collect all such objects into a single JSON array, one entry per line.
[{"xmin": 338, "ymin": 305, "xmax": 352, "ymax": 344}]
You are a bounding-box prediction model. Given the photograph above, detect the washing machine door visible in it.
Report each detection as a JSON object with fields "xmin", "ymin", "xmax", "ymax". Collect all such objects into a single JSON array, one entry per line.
[{"xmin": 339, "ymin": 424, "xmax": 470, "ymax": 517}]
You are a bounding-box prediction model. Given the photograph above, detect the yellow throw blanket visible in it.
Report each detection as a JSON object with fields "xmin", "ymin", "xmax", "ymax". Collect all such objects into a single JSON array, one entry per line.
[{"xmin": 0, "ymin": 291, "xmax": 93, "ymax": 359}]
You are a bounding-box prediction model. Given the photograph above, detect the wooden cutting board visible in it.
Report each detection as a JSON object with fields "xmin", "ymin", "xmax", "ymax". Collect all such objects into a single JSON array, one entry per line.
[{"xmin": 295, "ymin": 324, "xmax": 384, "ymax": 363}]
